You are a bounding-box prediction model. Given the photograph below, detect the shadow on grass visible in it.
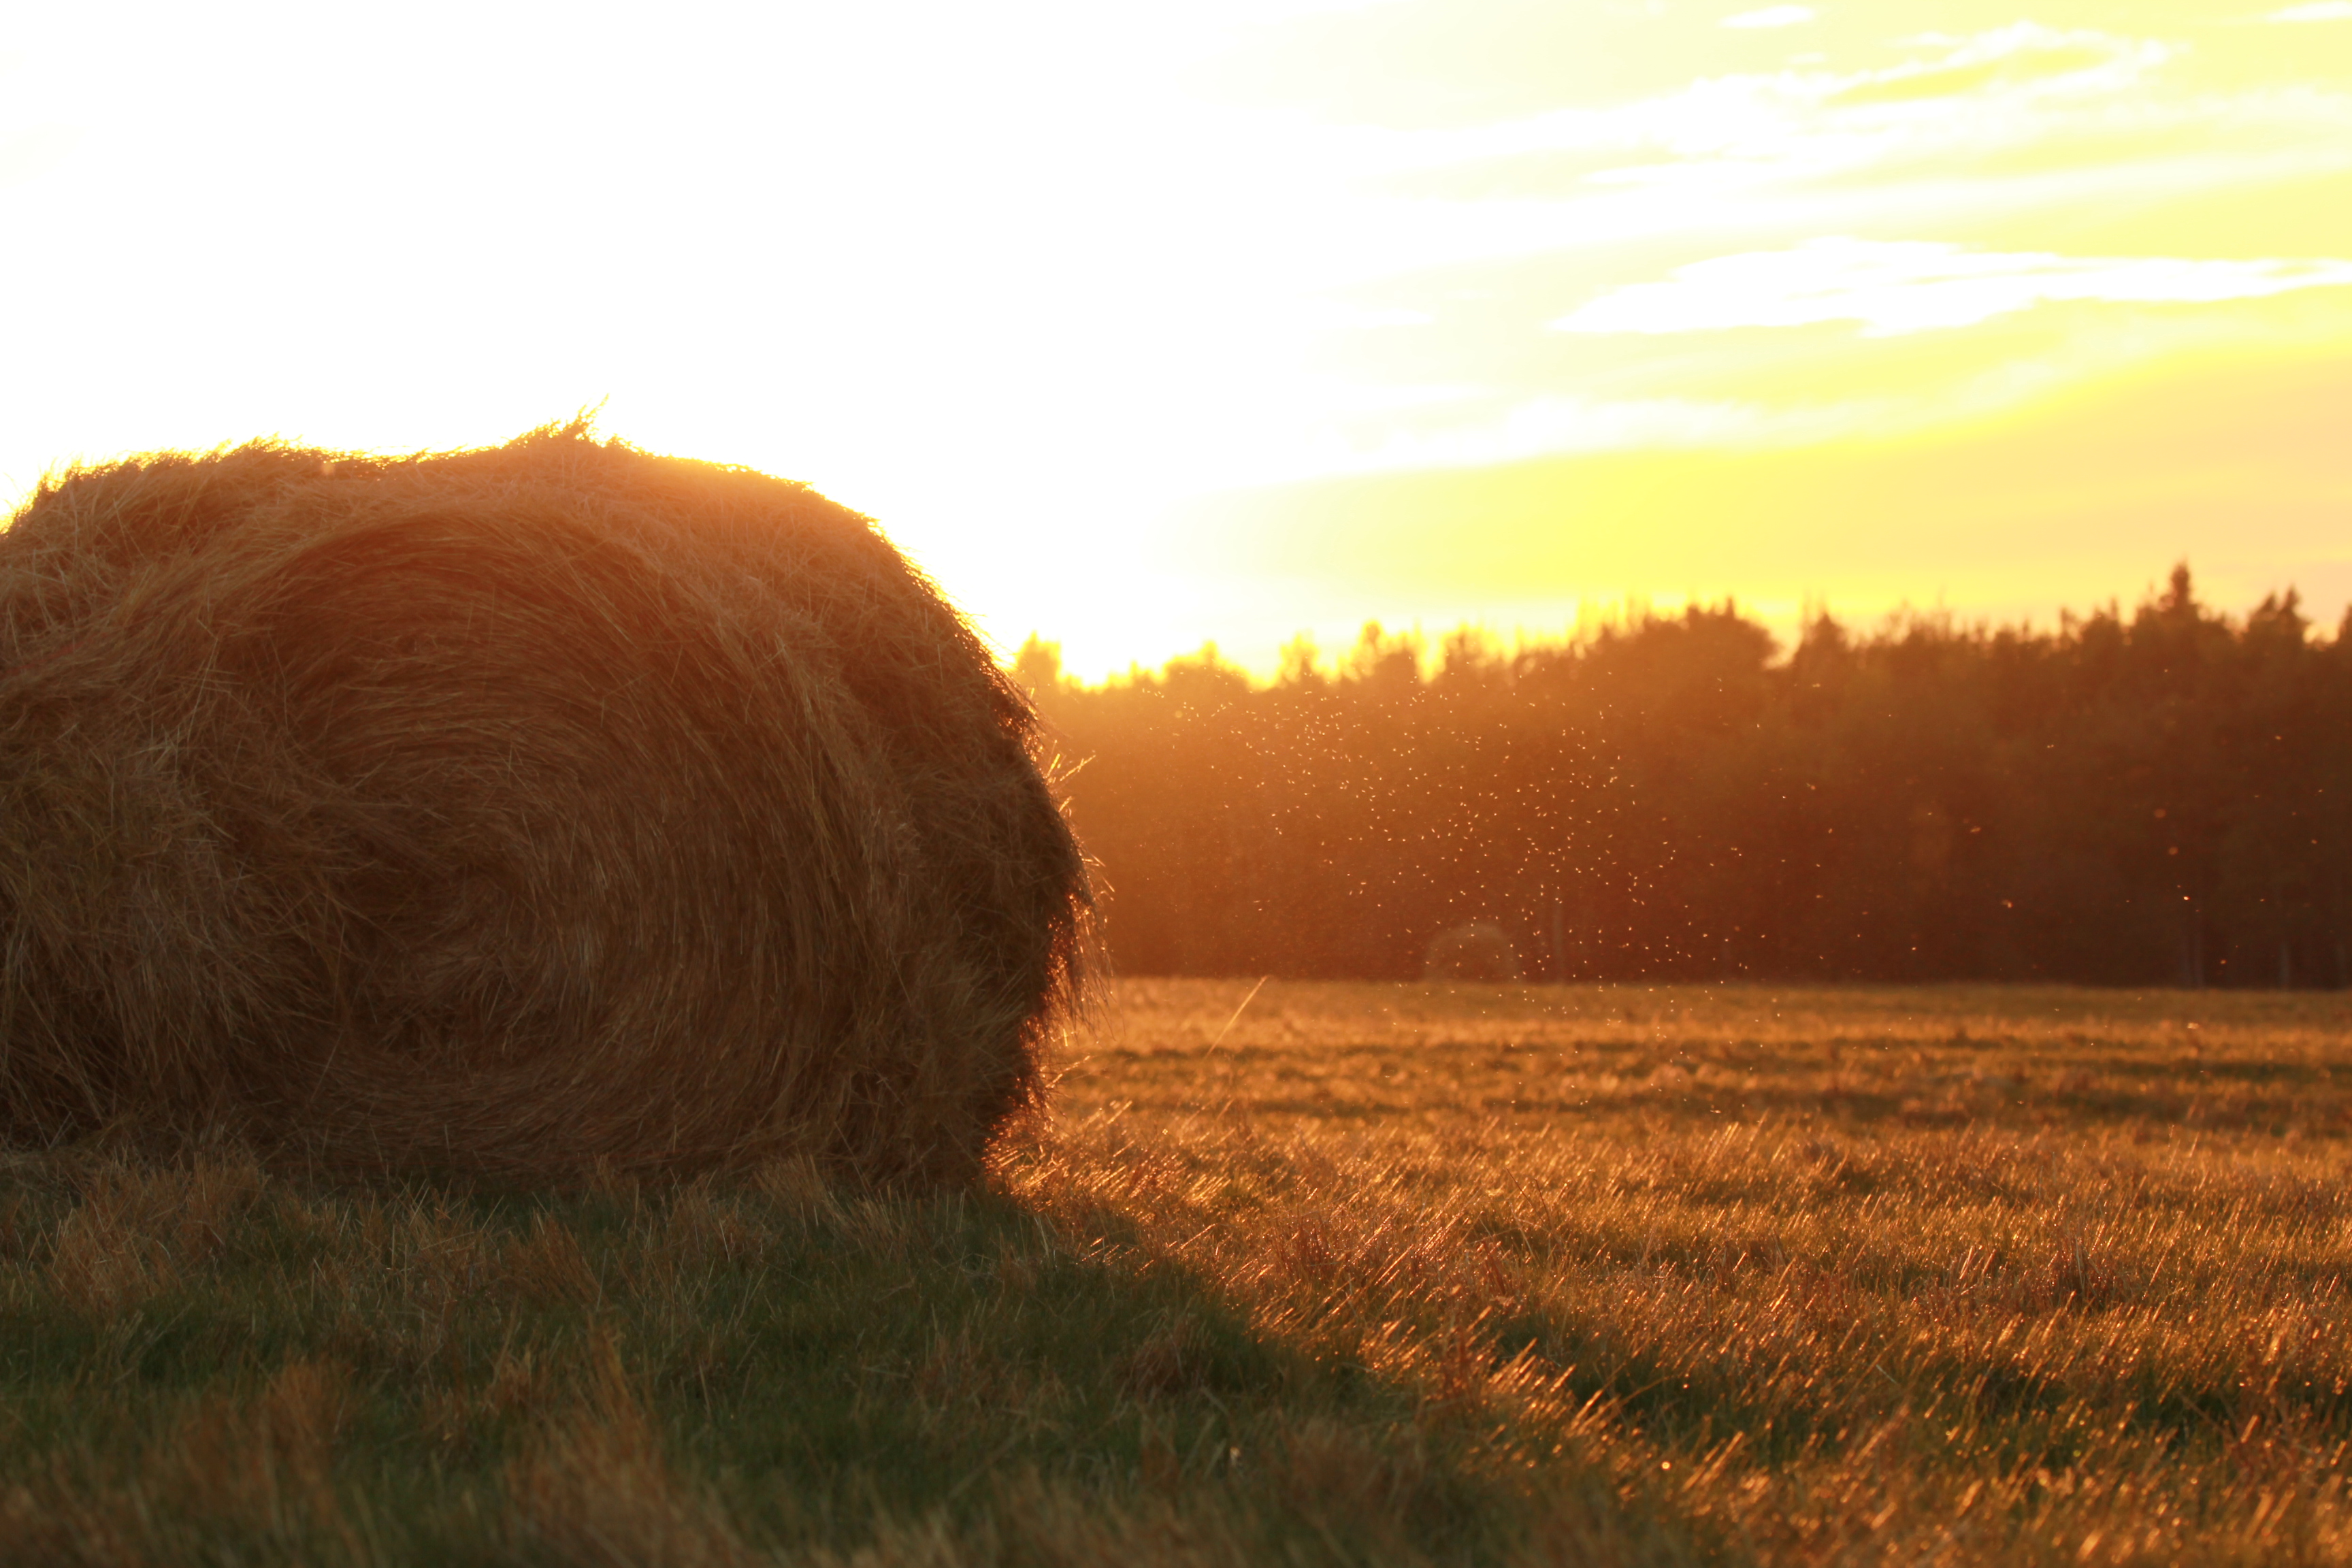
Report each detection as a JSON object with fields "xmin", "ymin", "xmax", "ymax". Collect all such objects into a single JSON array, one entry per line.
[{"xmin": 0, "ymin": 1157, "xmax": 1695, "ymax": 1566}]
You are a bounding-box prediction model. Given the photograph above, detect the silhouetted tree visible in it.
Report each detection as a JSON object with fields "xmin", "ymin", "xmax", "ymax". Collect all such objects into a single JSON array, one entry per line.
[{"xmin": 1028, "ymin": 566, "xmax": 2352, "ymax": 987}]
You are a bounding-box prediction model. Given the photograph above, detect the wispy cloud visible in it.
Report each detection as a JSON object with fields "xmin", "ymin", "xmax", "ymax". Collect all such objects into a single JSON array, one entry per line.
[
  {"xmin": 2269, "ymin": 3, "xmax": 2352, "ymax": 20},
  {"xmin": 1373, "ymin": 24, "xmax": 2190, "ymax": 199},
  {"xmin": 1553, "ymin": 238, "xmax": 2352, "ymax": 337},
  {"xmin": 1722, "ymin": 6, "xmax": 1816, "ymax": 29}
]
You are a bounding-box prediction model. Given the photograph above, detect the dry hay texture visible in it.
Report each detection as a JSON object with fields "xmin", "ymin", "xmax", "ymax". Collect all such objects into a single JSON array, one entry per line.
[{"xmin": 0, "ymin": 424, "xmax": 1090, "ymax": 1186}]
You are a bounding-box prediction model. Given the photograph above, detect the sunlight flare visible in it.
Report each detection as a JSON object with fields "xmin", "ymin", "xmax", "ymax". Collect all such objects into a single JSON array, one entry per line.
[
  {"xmin": 1722, "ymin": 6, "xmax": 1818, "ymax": 29},
  {"xmin": 3, "ymin": 0, "xmax": 2348, "ymax": 676},
  {"xmin": 1554, "ymin": 239, "xmax": 2352, "ymax": 337}
]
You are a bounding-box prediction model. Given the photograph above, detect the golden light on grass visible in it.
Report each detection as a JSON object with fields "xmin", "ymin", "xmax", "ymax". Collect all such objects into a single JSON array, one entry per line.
[
  {"xmin": 0, "ymin": 983, "xmax": 2340, "ymax": 1563},
  {"xmin": 1007, "ymin": 980, "xmax": 2352, "ymax": 1563},
  {"xmin": 3, "ymin": 7, "xmax": 2349, "ymax": 1551}
]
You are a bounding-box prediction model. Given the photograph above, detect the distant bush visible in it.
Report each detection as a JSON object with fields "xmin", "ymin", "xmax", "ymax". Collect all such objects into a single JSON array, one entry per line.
[
  {"xmin": 1025, "ymin": 564, "xmax": 2352, "ymax": 987},
  {"xmin": 1425, "ymin": 923, "xmax": 1521, "ymax": 982}
]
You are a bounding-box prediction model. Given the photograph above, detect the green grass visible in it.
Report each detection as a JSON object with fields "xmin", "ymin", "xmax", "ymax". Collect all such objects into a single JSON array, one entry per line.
[
  {"xmin": 1, "ymin": 981, "xmax": 2346, "ymax": 1564},
  {"xmin": 0, "ymin": 1162, "xmax": 1490, "ymax": 1564}
]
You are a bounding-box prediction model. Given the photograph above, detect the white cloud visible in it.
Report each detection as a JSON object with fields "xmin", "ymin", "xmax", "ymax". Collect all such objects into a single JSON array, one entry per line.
[
  {"xmin": 1722, "ymin": 6, "xmax": 1816, "ymax": 29},
  {"xmin": 1552, "ymin": 238, "xmax": 2352, "ymax": 337},
  {"xmin": 1375, "ymin": 24, "xmax": 2185, "ymax": 197},
  {"xmin": 2270, "ymin": 3, "xmax": 2352, "ymax": 20}
]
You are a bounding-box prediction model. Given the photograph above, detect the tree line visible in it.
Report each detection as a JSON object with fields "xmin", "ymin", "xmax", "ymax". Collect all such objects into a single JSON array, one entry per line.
[{"xmin": 1018, "ymin": 566, "xmax": 2352, "ymax": 987}]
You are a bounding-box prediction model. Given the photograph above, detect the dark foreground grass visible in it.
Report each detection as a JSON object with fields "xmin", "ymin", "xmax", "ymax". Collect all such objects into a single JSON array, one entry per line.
[
  {"xmin": 0, "ymin": 982, "xmax": 2346, "ymax": 1564},
  {"xmin": 0, "ymin": 1158, "xmax": 1521, "ymax": 1565}
]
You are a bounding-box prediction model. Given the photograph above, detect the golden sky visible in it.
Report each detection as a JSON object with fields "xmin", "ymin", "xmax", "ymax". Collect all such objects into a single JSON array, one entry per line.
[{"xmin": 5, "ymin": 2, "xmax": 2349, "ymax": 676}]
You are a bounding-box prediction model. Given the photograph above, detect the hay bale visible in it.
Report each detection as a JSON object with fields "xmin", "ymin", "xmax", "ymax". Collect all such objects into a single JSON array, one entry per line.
[
  {"xmin": 0, "ymin": 423, "xmax": 1089, "ymax": 1185},
  {"xmin": 1424, "ymin": 922, "xmax": 1520, "ymax": 983}
]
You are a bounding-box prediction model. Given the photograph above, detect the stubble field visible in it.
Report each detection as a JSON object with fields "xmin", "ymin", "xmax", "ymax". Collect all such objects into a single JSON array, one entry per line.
[{"xmin": 0, "ymin": 980, "xmax": 2345, "ymax": 1565}]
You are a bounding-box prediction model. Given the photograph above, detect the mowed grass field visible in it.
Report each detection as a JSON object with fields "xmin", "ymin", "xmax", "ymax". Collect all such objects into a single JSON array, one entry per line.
[{"xmin": 0, "ymin": 981, "xmax": 2345, "ymax": 1565}]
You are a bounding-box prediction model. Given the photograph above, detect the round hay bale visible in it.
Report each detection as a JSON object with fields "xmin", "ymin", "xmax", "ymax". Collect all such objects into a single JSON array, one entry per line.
[
  {"xmin": 0, "ymin": 423, "xmax": 1090, "ymax": 1186},
  {"xmin": 1424, "ymin": 922, "xmax": 1520, "ymax": 983}
]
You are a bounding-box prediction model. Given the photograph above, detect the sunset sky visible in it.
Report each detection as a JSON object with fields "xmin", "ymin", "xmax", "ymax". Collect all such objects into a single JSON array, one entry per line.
[{"xmin": 4, "ymin": 1, "xmax": 2348, "ymax": 676}]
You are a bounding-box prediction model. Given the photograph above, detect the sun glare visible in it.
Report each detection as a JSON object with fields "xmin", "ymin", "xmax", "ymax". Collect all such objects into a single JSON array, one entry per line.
[{"xmin": 2, "ymin": 1, "xmax": 2348, "ymax": 676}]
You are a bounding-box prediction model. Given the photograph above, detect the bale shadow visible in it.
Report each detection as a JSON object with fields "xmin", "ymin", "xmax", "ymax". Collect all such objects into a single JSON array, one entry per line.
[{"xmin": 0, "ymin": 1152, "xmax": 1700, "ymax": 1566}]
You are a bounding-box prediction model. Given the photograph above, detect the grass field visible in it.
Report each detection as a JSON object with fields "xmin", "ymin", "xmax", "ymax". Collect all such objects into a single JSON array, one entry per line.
[{"xmin": 1, "ymin": 981, "xmax": 2345, "ymax": 1565}]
